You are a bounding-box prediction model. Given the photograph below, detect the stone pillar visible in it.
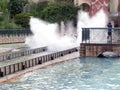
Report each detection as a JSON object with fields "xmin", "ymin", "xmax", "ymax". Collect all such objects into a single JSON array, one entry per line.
[
  {"xmin": 23, "ymin": 4, "xmax": 30, "ymax": 13},
  {"xmin": 60, "ymin": 21, "xmax": 65, "ymax": 36},
  {"xmin": 110, "ymin": 0, "xmax": 119, "ymax": 13},
  {"xmin": 118, "ymin": 0, "xmax": 120, "ymax": 27}
]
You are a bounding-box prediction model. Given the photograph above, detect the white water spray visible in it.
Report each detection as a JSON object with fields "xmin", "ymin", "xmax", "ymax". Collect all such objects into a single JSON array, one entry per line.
[
  {"xmin": 77, "ymin": 9, "xmax": 108, "ymax": 43},
  {"xmin": 25, "ymin": 9, "xmax": 108, "ymax": 51},
  {"xmin": 25, "ymin": 17, "xmax": 78, "ymax": 51}
]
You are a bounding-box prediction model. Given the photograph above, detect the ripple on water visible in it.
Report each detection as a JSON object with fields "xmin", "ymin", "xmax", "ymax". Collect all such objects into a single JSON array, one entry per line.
[{"xmin": 1, "ymin": 58, "xmax": 120, "ymax": 90}]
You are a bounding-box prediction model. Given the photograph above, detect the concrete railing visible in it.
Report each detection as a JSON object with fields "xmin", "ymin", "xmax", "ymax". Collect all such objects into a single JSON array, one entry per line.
[
  {"xmin": 0, "ymin": 47, "xmax": 78, "ymax": 77},
  {"xmin": 0, "ymin": 47, "xmax": 47, "ymax": 62},
  {"xmin": 0, "ymin": 35, "xmax": 27, "ymax": 44}
]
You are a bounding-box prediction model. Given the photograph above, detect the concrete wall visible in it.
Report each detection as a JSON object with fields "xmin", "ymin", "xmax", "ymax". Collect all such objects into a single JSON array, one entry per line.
[
  {"xmin": 80, "ymin": 43, "xmax": 120, "ymax": 57},
  {"xmin": 0, "ymin": 47, "xmax": 78, "ymax": 77},
  {"xmin": 74, "ymin": 0, "xmax": 91, "ymax": 6},
  {"xmin": 0, "ymin": 35, "xmax": 28, "ymax": 44},
  {"xmin": 110, "ymin": 0, "xmax": 119, "ymax": 13},
  {"xmin": 74, "ymin": 0, "xmax": 119, "ymax": 12}
]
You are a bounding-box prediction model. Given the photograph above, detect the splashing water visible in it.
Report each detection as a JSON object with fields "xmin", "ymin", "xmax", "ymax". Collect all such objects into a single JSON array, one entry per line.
[
  {"xmin": 25, "ymin": 9, "xmax": 108, "ymax": 51},
  {"xmin": 78, "ymin": 9, "xmax": 108, "ymax": 28},
  {"xmin": 77, "ymin": 9, "xmax": 108, "ymax": 43},
  {"xmin": 25, "ymin": 17, "xmax": 78, "ymax": 51}
]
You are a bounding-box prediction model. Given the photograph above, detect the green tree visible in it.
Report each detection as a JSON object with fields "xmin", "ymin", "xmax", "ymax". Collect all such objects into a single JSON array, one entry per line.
[
  {"xmin": 30, "ymin": 1, "xmax": 48, "ymax": 18},
  {"xmin": 0, "ymin": 0, "xmax": 10, "ymax": 28},
  {"xmin": 0, "ymin": 0, "xmax": 22, "ymax": 29},
  {"xmin": 9, "ymin": 0, "xmax": 28, "ymax": 18},
  {"xmin": 29, "ymin": 0, "xmax": 79, "ymax": 24},
  {"xmin": 0, "ymin": 0, "xmax": 9, "ymax": 22},
  {"xmin": 40, "ymin": 2, "xmax": 80, "ymax": 23},
  {"xmin": 14, "ymin": 13, "xmax": 30, "ymax": 28}
]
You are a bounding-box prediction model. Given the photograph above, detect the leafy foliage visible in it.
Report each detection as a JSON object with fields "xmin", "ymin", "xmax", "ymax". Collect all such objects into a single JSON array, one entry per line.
[
  {"xmin": 0, "ymin": 0, "xmax": 8, "ymax": 11},
  {"xmin": 29, "ymin": 0, "xmax": 80, "ymax": 23},
  {"xmin": 0, "ymin": 0, "xmax": 21, "ymax": 29},
  {"xmin": 30, "ymin": 1, "xmax": 48, "ymax": 17},
  {"xmin": 14, "ymin": 13, "xmax": 30, "ymax": 28},
  {"xmin": 0, "ymin": 0, "xmax": 80, "ymax": 29},
  {"xmin": 9, "ymin": 0, "xmax": 28, "ymax": 18}
]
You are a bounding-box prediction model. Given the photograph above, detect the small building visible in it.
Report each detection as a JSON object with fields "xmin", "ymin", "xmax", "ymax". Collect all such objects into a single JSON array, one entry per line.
[{"xmin": 74, "ymin": 0, "xmax": 120, "ymax": 27}]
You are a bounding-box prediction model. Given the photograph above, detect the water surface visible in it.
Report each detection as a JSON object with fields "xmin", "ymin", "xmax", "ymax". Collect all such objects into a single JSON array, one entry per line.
[{"xmin": 1, "ymin": 57, "xmax": 120, "ymax": 90}]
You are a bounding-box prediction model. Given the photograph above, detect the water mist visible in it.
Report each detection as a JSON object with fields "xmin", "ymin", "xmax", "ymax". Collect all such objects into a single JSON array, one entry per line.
[
  {"xmin": 25, "ymin": 17, "xmax": 78, "ymax": 51},
  {"xmin": 25, "ymin": 9, "xmax": 108, "ymax": 51}
]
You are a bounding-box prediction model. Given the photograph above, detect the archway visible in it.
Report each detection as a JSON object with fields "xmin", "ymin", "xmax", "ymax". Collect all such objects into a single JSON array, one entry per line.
[
  {"xmin": 80, "ymin": 3, "xmax": 90, "ymax": 12},
  {"xmin": 97, "ymin": 51, "xmax": 119, "ymax": 58}
]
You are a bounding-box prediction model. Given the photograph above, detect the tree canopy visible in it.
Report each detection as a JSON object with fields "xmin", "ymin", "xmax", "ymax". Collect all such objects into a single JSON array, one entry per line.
[
  {"xmin": 30, "ymin": 1, "xmax": 80, "ymax": 23},
  {"xmin": 30, "ymin": 1, "xmax": 48, "ymax": 18},
  {"xmin": 9, "ymin": 0, "xmax": 28, "ymax": 18},
  {"xmin": 14, "ymin": 13, "xmax": 30, "ymax": 28}
]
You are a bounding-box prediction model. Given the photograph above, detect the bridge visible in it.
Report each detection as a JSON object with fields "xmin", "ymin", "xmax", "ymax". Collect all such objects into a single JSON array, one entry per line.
[{"xmin": 80, "ymin": 28, "xmax": 120, "ymax": 57}]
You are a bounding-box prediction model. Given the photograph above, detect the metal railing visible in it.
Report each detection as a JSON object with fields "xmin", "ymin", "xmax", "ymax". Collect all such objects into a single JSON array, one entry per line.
[
  {"xmin": 82, "ymin": 28, "xmax": 120, "ymax": 44},
  {"xmin": 0, "ymin": 29, "xmax": 32, "ymax": 36}
]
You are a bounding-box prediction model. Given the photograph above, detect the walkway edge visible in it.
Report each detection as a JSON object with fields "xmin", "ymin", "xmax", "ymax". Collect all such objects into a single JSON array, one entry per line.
[{"xmin": 0, "ymin": 52, "xmax": 79, "ymax": 85}]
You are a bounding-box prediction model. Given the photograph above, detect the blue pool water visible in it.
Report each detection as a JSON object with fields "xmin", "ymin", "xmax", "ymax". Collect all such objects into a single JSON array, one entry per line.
[{"xmin": 1, "ymin": 57, "xmax": 120, "ymax": 90}]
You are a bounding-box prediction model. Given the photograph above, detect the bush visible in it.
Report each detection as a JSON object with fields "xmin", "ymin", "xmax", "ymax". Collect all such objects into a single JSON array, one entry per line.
[
  {"xmin": 14, "ymin": 13, "xmax": 30, "ymax": 28},
  {"xmin": 29, "ymin": 1, "xmax": 48, "ymax": 18},
  {"xmin": 9, "ymin": 0, "xmax": 28, "ymax": 18},
  {"xmin": 40, "ymin": 2, "xmax": 80, "ymax": 23},
  {"xmin": 0, "ymin": 16, "xmax": 3, "ymax": 21}
]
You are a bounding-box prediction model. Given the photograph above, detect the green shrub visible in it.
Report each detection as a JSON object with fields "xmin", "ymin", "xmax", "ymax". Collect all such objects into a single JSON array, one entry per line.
[
  {"xmin": 14, "ymin": 13, "xmax": 30, "ymax": 28},
  {"xmin": 0, "ymin": 15, "xmax": 3, "ymax": 21},
  {"xmin": 9, "ymin": 0, "xmax": 28, "ymax": 18},
  {"xmin": 29, "ymin": 1, "xmax": 48, "ymax": 18}
]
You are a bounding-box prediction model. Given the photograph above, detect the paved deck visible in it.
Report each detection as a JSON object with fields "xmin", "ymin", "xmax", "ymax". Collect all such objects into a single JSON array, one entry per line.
[
  {"xmin": 0, "ymin": 43, "xmax": 26, "ymax": 55},
  {"xmin": 0, "ymin": 51, "xmax": 51, "ymax": 68}
]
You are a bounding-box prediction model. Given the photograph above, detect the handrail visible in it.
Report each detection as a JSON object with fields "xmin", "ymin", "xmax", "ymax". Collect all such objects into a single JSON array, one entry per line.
[
  {"xmin": 0, "ymin": 29, "xmax": 32, "ymax": 35},
  {"xmin": 82, "ymin": 28, "xmax": 120, "ymax": 30},
  {"xmin": 82, "ymin": 28, "xmax": 120, "ymax": 44}
]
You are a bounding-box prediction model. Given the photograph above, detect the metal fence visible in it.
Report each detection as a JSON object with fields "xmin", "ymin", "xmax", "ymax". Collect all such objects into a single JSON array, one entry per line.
[
  {"xmin": 0, "ymin": 29, "xmax": 32, "ymax": 36},
  {"xmin": 82, "ymin": 28, "xmax": 120, "ymax": 44}
]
